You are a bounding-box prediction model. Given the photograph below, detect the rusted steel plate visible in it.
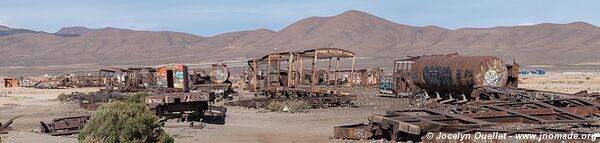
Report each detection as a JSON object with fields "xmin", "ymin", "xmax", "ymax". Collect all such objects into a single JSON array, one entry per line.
[
  {"xmin": 333, "ymin": 123, "xmax": 375, "ymax": 140},
  {"xmin": 368, "ymin": 114, "xmax": 422, "ymax": 135},
  {"xmin": 40, "ymin": 115, "xmax": 90, "ymax": 136}
]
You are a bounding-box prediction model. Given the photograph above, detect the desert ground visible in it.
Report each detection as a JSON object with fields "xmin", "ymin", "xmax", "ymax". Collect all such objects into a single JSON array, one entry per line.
[{"xmin": 1, "ymin": 72, "xmax": 600, "ymax": 143}]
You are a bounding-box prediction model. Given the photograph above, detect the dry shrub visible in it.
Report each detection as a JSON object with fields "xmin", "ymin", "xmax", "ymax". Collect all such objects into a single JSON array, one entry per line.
[
  {"xmin": 127, "ymin": 92, "xmax": 151, "ymax": 103},
  {"xmin": 81, "ymin": 137, "xmax": 100, "ymax": 143},
  {"xmin": 77, "ymin": 101, "xmax": 173, "ymax": 143},
  {"xmin": 284, "ymin": 100, "xmax": 310, "ymax": 113},
  {"xmin": 267, "ymin": 101, "xmax": 285, "ymax": 112},
  {"xmin": 267, "ymin": 100, "xmax": 310, "ymax": 113},
  {"xmin": 57, "ymin": 93, "xmax": 67, "ymax": 102}
]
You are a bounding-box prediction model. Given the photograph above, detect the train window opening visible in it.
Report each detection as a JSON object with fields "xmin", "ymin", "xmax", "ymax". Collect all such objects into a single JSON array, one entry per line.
[{"xmin": 167, "ymin": 70, "xmax": 174, "ymax": 88}]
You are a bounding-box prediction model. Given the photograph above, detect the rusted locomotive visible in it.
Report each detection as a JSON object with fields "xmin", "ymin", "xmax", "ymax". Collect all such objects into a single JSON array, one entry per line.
[
  {"xmin": 146, "ymin": 63, "xmax": 230, "ymax": 121},
  {"xmin": 380, "ymin": 53, "xmax": 519, "ymax": 104},
  {"xmin": 188, "ymin": 62, "xmax": 234, "ymax": 100}
]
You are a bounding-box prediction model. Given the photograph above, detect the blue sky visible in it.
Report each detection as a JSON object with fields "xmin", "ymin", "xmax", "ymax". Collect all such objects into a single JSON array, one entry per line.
[{"xmin": 0, "ymin": 0, "xmax": 598, "ymax": 36}]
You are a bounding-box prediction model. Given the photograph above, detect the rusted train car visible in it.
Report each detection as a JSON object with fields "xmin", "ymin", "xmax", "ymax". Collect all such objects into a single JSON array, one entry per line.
[
  {"xmin": 380, "ymin": 53, "xmax": 519, "ymax": 104},
  {"xmin": 95, "ymin": 63, "xmax": 229, "ymax": 122},
  {"xmin": 156, "ymin": 64, "xmax": 190, "ymax": 91},
  {"xmin": 146, "ymin": 63, "xmax": 228, "ymax": 121},
  {"xmin": 99, "ymin": 67, "xmax": 156, "ymax": 92},
  {"xmin": 245, "ymin": 48, "xmax": 358, "ymax": 97},
  {"xmin": 230, "ymin": 48, "xmax": 359, "ymax": 108}
]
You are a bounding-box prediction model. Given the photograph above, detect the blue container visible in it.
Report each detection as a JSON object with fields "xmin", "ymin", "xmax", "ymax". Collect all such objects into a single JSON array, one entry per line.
[
  {"xmin": 519, "ymin": 71, "xmax": 530, "ymax": 75},
  {"xmin": 536, "ymin": 69, "xmax": 545, "ymax": 75}
]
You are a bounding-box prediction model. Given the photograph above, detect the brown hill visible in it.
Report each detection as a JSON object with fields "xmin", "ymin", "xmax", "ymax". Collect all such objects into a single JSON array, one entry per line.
[{"xmin": 1, "ymin": 10, "xmax": 599, "ymax": 74}]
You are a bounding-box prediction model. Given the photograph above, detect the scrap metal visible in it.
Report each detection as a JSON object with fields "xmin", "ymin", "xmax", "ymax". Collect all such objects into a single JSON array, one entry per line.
[
  {"xmin": 379, "ymin": 53, "xmax": 520, "ymax": 105},
  {"xmin": 40, "ymin": 115, "xmax": 90, "ymax": 136},
  {"xmin": 334, "ymin": 98, "xmax": 600, "ymax": 141},
  {"xmin": 224, "ymin": 95, "xmax": 357, "ymax": 109},
  {"xmin": 156, "ymin": 64, "xmax": 190, "ymax": 92},
  {"xmin": 246, "ymin": 48, "xmax": 356, "ymax": 96},
  {"xmin": 60, "ymin": 91, "xmax": 129, "ymax": 110},
  {"xmin": 146, "ymin": 92, "xmax": 226, "ymax": 121},
  {"xmin": 3, "ymin": 78, "xmax": 18, "ymax": 88},
  {"xmin": 208, "ymin": 62, "xmax": 230, "ymax": 84},
  {"xmin": 189, "ymin": 62, "xmax": 234, "ymax": 100},
  {"xmin": 0, "ymin": 115, "xmax": 23, "ymax": 134},
  {"xmin": 235, "ymin": 48, "xmax": 358, "ymax": 109},
  {"xmin": 100, "ymin": 67, "xmax": 156, "ymax": 92},
  {"xmin": 471, "ymin": 86, "xmax": 600, "ymax": 103}
]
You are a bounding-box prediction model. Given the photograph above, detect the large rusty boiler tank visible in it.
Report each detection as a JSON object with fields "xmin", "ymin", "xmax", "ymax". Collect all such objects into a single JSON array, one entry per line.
[
  {"xmin": 209, "ymin": 62, "xmax": 230, "ymax": 84},
  {"xmin": 411, "ymin": 53, "xmax": 508, "ymax": 102}
]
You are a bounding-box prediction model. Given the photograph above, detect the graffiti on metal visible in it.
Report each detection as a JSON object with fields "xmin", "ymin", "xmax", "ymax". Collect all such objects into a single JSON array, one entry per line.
[{"xmin": 423, "ymin": 65, "xmax": 452, "ymax": 88}]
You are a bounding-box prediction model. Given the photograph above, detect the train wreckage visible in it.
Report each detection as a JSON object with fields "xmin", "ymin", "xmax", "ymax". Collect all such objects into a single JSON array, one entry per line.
[
  {"xmin": 2, "ymin": 48, "xmax": 599, "ymax": 142},
  {"xmin": 334, "ymin": 98, "xmax": 600, "ymax": 142},
  {"xmin": 37, "ymin": 63, "xmax": 232, "ymax": 136},
  {"xmin": 380, "ymin": 53, "xmax": 520, "ymax": 105},
  {"xmin": 335, "ymin": 53, "xmax": 600, "ymax": 142},
  {"xmin": 228, "ymin": 48, "xmax": 367, "ymax": 109}
]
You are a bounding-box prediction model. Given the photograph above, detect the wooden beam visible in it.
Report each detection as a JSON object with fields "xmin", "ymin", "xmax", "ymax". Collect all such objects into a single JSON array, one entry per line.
[
  {"xmin": 288, "ymin": 53, "xmax": 294, "ymax": 88},
  {"xmin": 252, "ymin": 60, "xmax": 258, "ymax": 91},
  {"xmin": 328, "ymin": 58, "xmax": 332, "ymax": 86},
  {"xmin": 311, "ymin": 51, "xmax": 318, "ymax": 92},
  {"xmin": 267, "ymin": 57, "xmax": 271, "ymax": 90},
  {"xmin": 350, "ymin": 55, "xmax": 356, "ymax": 87},
  {"xmin": 335, "ymin": 57, "xmax": 340, "ymax": 90},
  {"xmin": 299, "ymin": 55, "xmax": 303, "ymax": 86}
]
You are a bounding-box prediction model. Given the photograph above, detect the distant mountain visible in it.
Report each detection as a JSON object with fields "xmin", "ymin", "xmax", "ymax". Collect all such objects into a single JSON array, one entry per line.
[
  {"xmin": 251, "ymin": 10, "xmax": 448, "ymax": 54},
  {"xmin": 0, "ymin": 25, "xmax": 40, "ymax": 36},
  {"xmin": 0, "ymin": 25, "xmax": 9, "ymax": 30},
  {"xmin": 198, "ymin": 28, "xmax": 275, "ymax": 48},
  {"xmin": 55, "ymin": 26, "xmax": 131, "ymax": 36},
  {"xmin": 1, "ymin": 10, "xmax": 600, "ymax": 74}
]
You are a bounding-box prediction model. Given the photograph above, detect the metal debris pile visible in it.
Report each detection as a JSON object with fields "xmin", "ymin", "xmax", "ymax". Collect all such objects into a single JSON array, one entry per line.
[
  {"xmin": 225, "ymin": 95, "xmax": 357, "ymax": 109},
  {"xmin": 40, "ymin": 115, "xmax": 90, "ymax": 136},
  {"xmin": 59, "ymin": 91, "xmax": 129, "ymax": 110},
  {"xmin": 334, "ymin": 98, "xmax": 600, "ymax": 142}
]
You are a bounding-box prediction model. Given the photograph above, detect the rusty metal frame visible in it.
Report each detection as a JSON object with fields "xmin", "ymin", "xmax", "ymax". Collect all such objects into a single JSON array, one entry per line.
[
  {"xmin": 474, "ymin": 86, "xmax": 600, "ymax": 102},
  {"xmin": 146, "ymin": 92, "xmax": 227, "ymax": 121},
  {"xmin": 245, "ymin": 48, "xmax": 357, "ymax": 98},
  {"xmin": 334, "ymin": 98, "xmax": 600, "ymax": 141},
  {"xmin": 3, "ymin": 78, "xmax": 19, "ymax": 87},
  {"xmin": 40, "ymin": 115, "xmax": 90, "ymax": 136},
  {"xmin": 381, "ymin": 59, "xmax": 417, "ymax": 97}
]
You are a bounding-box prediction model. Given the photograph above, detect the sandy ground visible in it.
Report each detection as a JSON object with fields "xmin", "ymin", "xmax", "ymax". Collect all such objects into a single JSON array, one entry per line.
[
  {"xmin": 0, "ymin": 87, "xmax": 96, "ymax": 143},
  {"xmin": 518, "ymin": 72, "xmax": 600, "ymax": 93},
  {"xmin": 1, "ymin": 72, "xmax": 599, "ymax": 143}
]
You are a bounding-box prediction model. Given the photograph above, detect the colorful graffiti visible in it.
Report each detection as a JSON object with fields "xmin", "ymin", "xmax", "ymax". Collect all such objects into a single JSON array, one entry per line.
[{"xmin": 156, "ymin": 63, "xmax": 188, "ymax": 91}]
